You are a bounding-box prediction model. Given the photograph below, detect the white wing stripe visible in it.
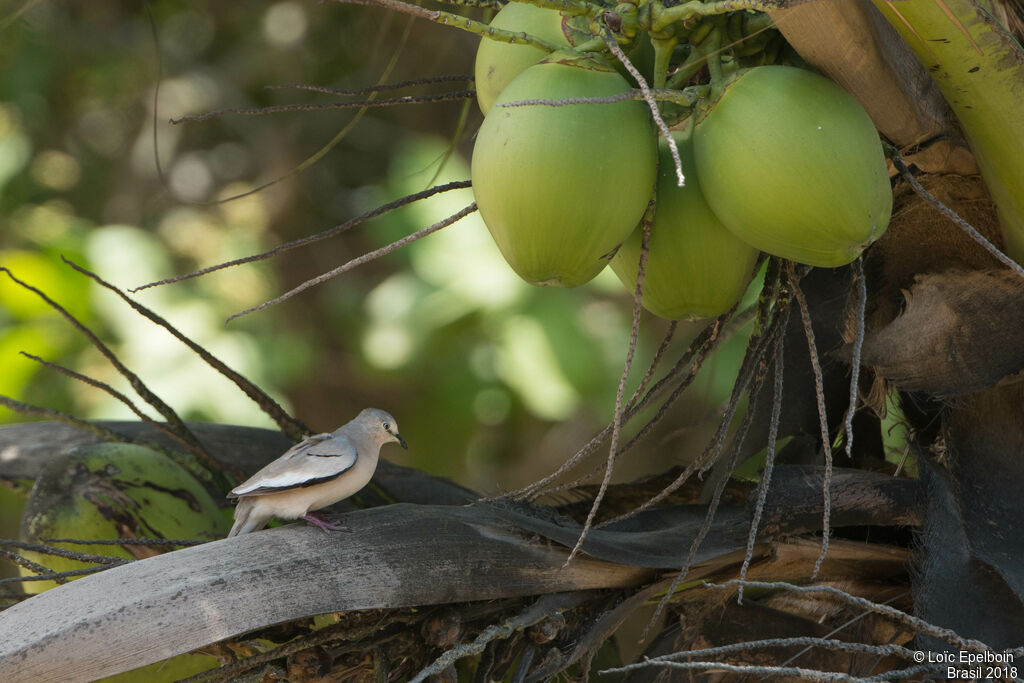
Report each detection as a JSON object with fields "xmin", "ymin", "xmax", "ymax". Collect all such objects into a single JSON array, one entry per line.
[{"xmin": 230, "ymin": 449, "xmax": 358, "ymax": 495}]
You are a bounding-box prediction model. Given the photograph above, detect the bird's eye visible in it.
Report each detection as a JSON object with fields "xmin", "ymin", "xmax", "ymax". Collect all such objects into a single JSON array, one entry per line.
[{"xmin": 382, "ymin": 422, "xmax": 390, "ymax": 431}]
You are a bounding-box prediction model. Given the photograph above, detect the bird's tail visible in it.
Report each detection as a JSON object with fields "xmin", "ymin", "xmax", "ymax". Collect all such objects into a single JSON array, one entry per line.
[{"xmin": 227, "ymin": 499, "xmax": 268, "ymax": 537}]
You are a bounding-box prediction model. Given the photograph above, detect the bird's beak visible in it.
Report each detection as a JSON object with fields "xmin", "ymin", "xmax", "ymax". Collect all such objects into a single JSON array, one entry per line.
[{"xmin": 393, "ymin": 431, "xmax": 408, "ymax": 450}]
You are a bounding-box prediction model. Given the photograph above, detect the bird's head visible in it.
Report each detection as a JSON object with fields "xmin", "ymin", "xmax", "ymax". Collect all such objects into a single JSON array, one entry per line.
[{"xmin": 356, "ymin": 408, "xmax": 408, "ymax": 450}]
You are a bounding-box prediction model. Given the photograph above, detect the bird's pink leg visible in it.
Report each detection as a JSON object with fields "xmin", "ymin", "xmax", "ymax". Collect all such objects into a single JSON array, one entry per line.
[{"xmin": 302, "ymin": 512, "xmax": 352, "ymax": 533}]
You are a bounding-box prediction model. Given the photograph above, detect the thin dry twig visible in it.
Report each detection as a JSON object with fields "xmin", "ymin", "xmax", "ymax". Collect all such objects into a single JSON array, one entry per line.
[
  {"xmin": 738, "ymin": 310, "xmax": 788, "ymax": 603},
  {"xmin": 711, "ymin": 580, "xmax": 1001, "ymax": 654},
  {"xmin": 600, "ymin": 266, "xmax": 782, "ymax": 525},
  {"xmin": 0, "ymin": 267, "xmax": 219, "ymax": 482},
  {"xmin": 0, "ymin": 396, "xmax": 155, "ymax": 453},
  {"xmin": 132, "ymin": 180, "xmax": 471, "ymax": 292},
  {"xmin": 0, "ymin": 542, "xmax": 133, "ymax": 590},
  {"xmin": 225, "ymin": 203, "xmax": 477, "ymax": 323},
  {"xmin": 424, "ymin": 94, "xmax": 472, "ymax": 190},
  {"xmin": 565, "ymin": 205, "xmax": 654, "ymax": 565},
  {"xmin": 0, "ymin": 565, "xmax": 125, "ymax": 586},
  {"xmin": 632, "ymin": 320, "xmax": 679, "ymax": 408},
  {"xmin": 523, "ymin": 321, "xmax": 680, "ymax": 500},
  {"xmin": 64, "ymin": 258, "xmax": 307, "ymax": 443},
  {"xmin": 40, "ymin": 537, "xmax": 207, "ymax": 547},
  {"xmin": 602, "ymin": 659, "xmax": 942, "ymax": 681},
  {"xmin": 789, "ymin": 263, "xmax": 834, "ymax": 579},
  {"xmin": 510, "ymin": 312, "xmax": 732, "ymax": 503},
  {"xmin": 330, "ymin": 0, "xmax": 587, "ymax": 46},
  {"xmin": 0, "ymin": 550, "xmax": 67, "ymax": 584},
  {"xmin": 642, "ymin": 306, "xmax": 785, "ymax": 635},
  {"xmin": 18, "ymin": 351, "xmax": 197, "ymax": 452},
  {"xmin": 264, "ymin": 73, "xmax": 474, "ymax": 96},
  {"xmin": 780, "ymin": 590, "xmax": 909, "ymax": 668},
  {"xmin": 174, "ymin": 614, "xmax": 417, "ymax": 683},
  {"xmin": 599, "ymin": 25, "xmax": 685, "ymax": 187},
  {"xmin": 531, "ymin": 579, "xmax": 672, "ymax": 681},
  {"xmin": 0, "ymin": 538, "xmax": 165, "ymax": 564},
  {"xmin": 610, "ymin": 635, "xmax": 916, "ymax": 667},
  {"xmin": 170, "ymin": 90, "xmax": 475, "ymax": 124},
  {"xmin": 842, "ymin": 257, "xmax": 867, "ymax": 460},
  {"xmin": 435, "ymin": 0, "xmax": 503, "ymax": 8},
  {"xmin": 410, "ymin": 593, "xmax": 591, "ymax": 683},
  {"xmin": 889, "ymin": 147, "xmax": 1024, "ymax": 280},
  {"xmin": 158, "ymin": 15, "xmax": 418, "ymax": 207},
  {"xmin": 497, "ymin": 88, "xmax": 695, "ymax": 110}
]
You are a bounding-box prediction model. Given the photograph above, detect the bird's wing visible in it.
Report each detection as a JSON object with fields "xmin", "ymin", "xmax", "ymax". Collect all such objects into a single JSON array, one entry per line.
[{"xmin": 228, "ymin": 433, "xmax": 359, "ymax": 497}]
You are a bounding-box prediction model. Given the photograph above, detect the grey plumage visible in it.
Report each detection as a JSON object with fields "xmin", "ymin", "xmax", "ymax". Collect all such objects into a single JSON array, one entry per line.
[{"xmin": 227, "ymin": 408, "xmax": 406, "ymax": 537}]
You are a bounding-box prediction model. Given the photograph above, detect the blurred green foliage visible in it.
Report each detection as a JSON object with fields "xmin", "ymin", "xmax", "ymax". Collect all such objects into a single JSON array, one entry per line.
[{"xmin": 0, "ymin": 0, "xmax": 750, "ymax": 494}]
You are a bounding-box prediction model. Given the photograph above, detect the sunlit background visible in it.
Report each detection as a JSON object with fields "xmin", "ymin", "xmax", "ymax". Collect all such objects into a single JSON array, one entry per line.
[{"xmin": 0, "ymin": 0, "xmax": 755, "ymax": 497}]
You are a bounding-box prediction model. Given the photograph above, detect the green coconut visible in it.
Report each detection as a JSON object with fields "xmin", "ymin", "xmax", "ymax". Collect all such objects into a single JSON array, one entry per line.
[
  {"xmin": 693, "ymin": 65, "xmax": 893, "ymax": 267},
  {"xmin": 471, "ymin": 53, "xmax": 658, "ymax": 288},
  {"xmin": 474, "ymin": 3, "xmax": 569, "ymax": 115},
  {"xmin": 18, "ymin": 442, "xmax": 227, "ymax": 594},
  {"xmin": 612, "ymin": 129, "xmax": 759, "ymax": 319}
]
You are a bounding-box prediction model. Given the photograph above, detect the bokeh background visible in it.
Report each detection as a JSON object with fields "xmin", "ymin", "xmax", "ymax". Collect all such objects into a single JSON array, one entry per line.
[{"xmin": 0, "ymin": 0, "xmax": 755, "ymax": 497}]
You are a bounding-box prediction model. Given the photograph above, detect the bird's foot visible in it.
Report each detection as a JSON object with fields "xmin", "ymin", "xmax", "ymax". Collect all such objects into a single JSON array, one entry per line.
[{"xmin": 302, "ymin": 512, "xmax": 352, "ymax": 533}]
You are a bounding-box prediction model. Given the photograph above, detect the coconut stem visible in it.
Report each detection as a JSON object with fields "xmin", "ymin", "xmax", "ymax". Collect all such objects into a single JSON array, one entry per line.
[
  {"xmin": 328, "ymin": 0, "xmax": 579, "ymax": 52},
  {"xmin": 651, "ymin": 35, "xmax": 678, "ymax": 91},
  {"xmin": 653, "ymin": 0, "xmax": 783, "ymax": 31},
  {"xmin": 704, "ymin": 29, "xmax": 727, "ymax": 99},
  {"xmin": 665, "ymin": 45, "xmax": 706, "ymax": 91}
]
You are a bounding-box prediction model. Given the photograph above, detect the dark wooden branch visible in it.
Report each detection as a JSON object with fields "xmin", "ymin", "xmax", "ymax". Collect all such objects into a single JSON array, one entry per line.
[
  {"xmin": 0, "ymin": 421, "xmax": 290, "ymax": 482},
  {"xmin": 0, "ymin": 504, "xmax": 656, "ymax": 683},
  {"xmin": 0, "ymin": 421, "xmax": 924, "ymax": 682},
  {"xmin": 0, "ymin": 421, "xmax": 478, "ymax": 506}
]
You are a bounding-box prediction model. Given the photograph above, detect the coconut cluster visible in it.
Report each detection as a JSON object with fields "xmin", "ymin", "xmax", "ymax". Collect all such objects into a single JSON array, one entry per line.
[{"xmin": 470, "ymin": 5, "xmax": 893, "ymax": 320}]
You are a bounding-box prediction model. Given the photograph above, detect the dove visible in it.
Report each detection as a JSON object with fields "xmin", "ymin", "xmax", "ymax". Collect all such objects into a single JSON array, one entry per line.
[{"xmin": 227, "ymin": 408, "xmax": 406, "ymax": 537}]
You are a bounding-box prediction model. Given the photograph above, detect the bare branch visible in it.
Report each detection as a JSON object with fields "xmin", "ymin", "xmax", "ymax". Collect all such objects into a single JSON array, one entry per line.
[
  {"xmin": 159, "ymin": 17, "xmax": 417, "ymax": 207},
  {"xmin": 510, "ymin": 311, "xmax": 731, "ymax": 502},
  {"xmin": 19, "ymin": 351, "xmax": 197, "ymax": 452},
  {"xmin": 225, "ymin": 204, "xmax": 477, "ymax": 323},
  {"xmin": 890, "ymin": 146, "xmax": 1024, "ymax": 279},
  {"xmin": 264, "ymin": 73, "xmax": 474, "ymax": 96},
  {"xmin": 132, "ymin": 180, "xmax": 471, "ymax": 291},
  {"xmin": 603, "ymin": 659, "xmax": 941, "ymax": 681},
  {"xmin": 410, "ymin": 593, "xmax": 591, "ymax": 683},
  {"xmin": 329, "ymin": 0, "xmax": 581, "ymax": 48},
  {"xmin": 0, "ymin": 550, "xmax": 68, "ymax": 585},
  {"xmin": 842, "ymin": 256, "xmax": 866, "ymax": 459},
  {"xmin": 602, "ymin": 265, "xmax": 783, "ymax": 524},
  {"xmin": 0, "ymin": 268, "xmax": 219, "ymax": 483},
  {"xmin": 789, "ymin": 262, "xmax": 834, "ymax": 579},
  {"xmin": 643, "ymin": 305, "xmax": 783, "ymax": 636},
  {"xmin": 565, "ymin": 203, "xmax": 654, "ymax": 565},
  {"xmin": 599, "ymin": 25, "xmax": 685, "ymax": 187},
  {"xmin": 63, "ymin": 258, "xmax": 308, "ymax": 444},
  {"xmin": 0, "ymin": 565, "xmax": 124, "ymax": 586},
  {"xmin": 0, "ymin": 539, "xmax": 136, "ymax": 565},
  {"xmin": 497, "ymin": 88, "xmax": 695, "ymax": 109},
  {"xmin": 739, "ymin": 313, "xmax": 788, "ymax": 603},
  {"xmin": 0, "ymin": 395, "xmax": 141, "ymax": 446},
  {"xmin": 711, "ymin": 580, "xmax": 1002, "ymax": 654},
  {"xmin": 40, "ymin": 538, "xmax": 206, "ymax": 547},
  {"xmin": 170, "ymin": 90, "xmax": 475, "ymax": 124}
]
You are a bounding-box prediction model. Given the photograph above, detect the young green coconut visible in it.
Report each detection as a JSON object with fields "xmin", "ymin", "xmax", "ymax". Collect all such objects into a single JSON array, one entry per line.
[
  {"xmin": 693, "ymin": 65, "xmax": 893, "ymax": 268},
  {"xmin": 471, "ymin": 52, "xmax": 658, "ymax": 288},
  {"xmin": 612, "ymin": 128, "xmax": 759, "ymax": 320},
  {"xmin": 473, "ymin": 2, "xmax": 569, "ymax": 115},
  {"xmin": 18, "ymin": 443, "xmax": 227, "ymax": 594}
]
